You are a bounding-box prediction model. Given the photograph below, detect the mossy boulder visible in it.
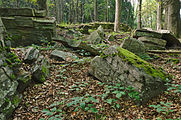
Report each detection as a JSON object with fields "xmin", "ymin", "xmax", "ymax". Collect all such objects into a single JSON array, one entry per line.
[
  {"xmin": 86, "ymin": 25, "xmax": 104, "ymax": 44},
  {"xmin": 1, "ymin": 15, "xmax": 56, "ymax": 47},
  {"xmin": 31, "ymin": 55, "xmax": 49, "ymax": 83},
  {"xmin": 121, "ymin": 38, "xmax": 150, "ymax": 59},
  {"xmin": 133, "ymin": 29, "xmax": 181, "ymax": 49},
  {"xmin": 138, "ymin": 37, "xmax": 167, "ymax": 50},
  {"xmin": 90, "ymin": 46, "xmax": 169, "ymax": 104},
  {"xmin": 0, "ymin": 8, "xmax": 46, "ymax": 17}
]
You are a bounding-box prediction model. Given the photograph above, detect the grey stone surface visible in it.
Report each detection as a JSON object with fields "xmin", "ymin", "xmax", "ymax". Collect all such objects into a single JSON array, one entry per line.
[
  {"xmin": 134, "ymin": 29, "xmax": 181, "ymax": 49},
  {"xmin": 31, "ymin": 55, "xmax": 49, "ymax": 83},
  {"xmin": 51, "ymin": 50, "xmax": 78, "ymax": 62},
  {"xmin": 138, "ymin": 37, "xmax": 166, "ymax": 50},
  {"xmin": 121, "ymin": 38, "xmax": 149, "ymax": 59},
  {"xmin": 24, "ymin": 47, "xmax": 40, "ymax": 64},
  {"xmin": 90, "ymin": 46, "xmax": 168, "ymax": 104},
  {"xmin": 86, "ymin": 25, "xmax": 104, "ymax": 44},
  {"xmin": 0, "ymin": 9, "xmax": 56, "ymax": 47}
]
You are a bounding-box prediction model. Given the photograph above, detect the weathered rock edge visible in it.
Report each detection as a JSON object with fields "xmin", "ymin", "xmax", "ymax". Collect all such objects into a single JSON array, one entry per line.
[{"xmin": 89, "ymin": 46, "xmax": 169, "ymax": 104}]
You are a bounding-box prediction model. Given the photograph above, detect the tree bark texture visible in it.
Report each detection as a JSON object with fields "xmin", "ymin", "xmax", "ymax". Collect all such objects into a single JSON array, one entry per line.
[
  {"xmin": 137, "ymin": 0, "xmax": 142, "ymax": 29},
  {"xmin": 114, "ymin": 0, "xmax": 121, "ymax": 32},
  {"xmin": 56, "ymin": 0, "xmax": 60, "ymax": 24},
  {"xmin": 94, "ymin": 0, "xmax": 98, "ymax": 21},
  {"xmin": 167, "ymin": 0, "xmax": 180, "ymax": 37},
  {"xmin": 156, "ymin": 0, "xmax": 162, "ymax": 30}
]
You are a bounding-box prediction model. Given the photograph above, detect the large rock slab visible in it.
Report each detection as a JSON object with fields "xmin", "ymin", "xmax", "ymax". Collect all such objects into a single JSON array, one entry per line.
[
  {"xmin": 31, "ymin": 55, "xmax": 50, "ymax": 83},
  {"xmin": 133, "ymin": 29, "xmax": 181, "ymax": 49},
  {"xmin": 160, "ymin": 30, "xmax": 181, "ymax": 49},
  {"xmin": 1, "ymin": 15, "xmax": 56, "ymax": 47},
  {"xmin": 86, "ymin": 25, "xmax": 104, "ymax": 44},
  {"xmin": 0, "ymin": 8, "xmax": 46, "ymax": 17},
  {"xmin": 133, "ymin": 29, "xmax": 162, "ymax": 39},
  {"xmin": 121, "ymin": 38, "xmax": 149, "ymax": 59},
  {"xmin": 138, "ymin": 37, "xmax": 167, "ymax": 50},
  {"xmin": 53, "ymin": 35, "xmax": 99, "ymax": 56},
  {"xmin": 24, "ymin": 47, "xmax": 40, "ymax": 64},
  {"xmin": 0, "ymin": 66, "xmax": 22, "ymax": 120},
  {"xmin": 89, "ymin": 46, "xmax": 168, "ymax": 104},
  {"xmin": 51, "ymin": 50, "xmax": 78, "ymax": 62}
]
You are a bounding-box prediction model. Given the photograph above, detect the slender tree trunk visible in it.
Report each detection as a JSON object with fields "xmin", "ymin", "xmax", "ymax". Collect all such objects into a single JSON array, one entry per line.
[
  {"xmin": 56, "ymin": 0, "xmax": 60, "ymax": 24},
  {"xmin": 17, "ymin": 0, "xmax": 20, "ymax": 8},
  {"xmin": 114, "ymin": 0, "xmax": 121, "ymax": 32},
  {"xmin": 164, "ymin": 4, "xmax": 168, "ymax": 30},
  {"xmin": 68, "ymin": 0, "xmax": 72, "ymax": 23},
  {"xmin": 104, "ymin": 0, "xmax": 107, "ymax": 21},
  {"xmin": 60, "ymin": 0, "xmax": 64, "ymax": 23},
  {"xmin": 167, "ymin": 0, "xmax": 180, "ymax": 37},
  {"xmin": 156, "ymin": 0, "xmax": 162, "ymax": 30},
  {"xmin": 80, "ymin": 1, "xmax": 84, "ymax": 23},
  {"xmin": 107, "ymin": 0, "xmax": 109, "ymax": 22},
  {"xmin": 137, "ymin": 0, "xmax": 142, "ymax": 29},
  {"xmin": 76, "ymin": 0, "xmax": 79, "ymax": 23},
  {"xmin": 94, "ymin": 0, "xmax": 98, "ymax": 21}
]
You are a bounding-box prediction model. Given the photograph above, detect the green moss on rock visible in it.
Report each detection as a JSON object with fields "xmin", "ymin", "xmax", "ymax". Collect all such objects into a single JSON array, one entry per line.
[{"xmin": 102, "ymin": 47, "xmax": 168, "ymax": 81}]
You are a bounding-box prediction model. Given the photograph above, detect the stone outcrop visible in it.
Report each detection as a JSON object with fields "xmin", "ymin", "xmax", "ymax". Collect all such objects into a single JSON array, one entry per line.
[
  {"xmin": 0, "ymin": 30, "xmax": 49, "ymax": 119},
  {"xmin": 86, "ymin": 26, "xmax": 104, "ymax": 44},
  {"xmin": 22, "ymin": 47, "xmax": 50, "ymax": 83},
  {"xmin": 0, "ymin": 8, "xmax": 46, "ymax": 17},
  {"xmin": 0, "ymin": 30, "xmax": 29, "ymax": 119},
  {"xmin": 31, "ymin": 55, "xmax": 49, "ymax": 83},
  {"xmin": 121, "ymin": 38, "xmax": 149, "ymax": 59},
  {"xmin": 24, "ymin": 47, "xmax": 40, "ymax": 64},
  {"xmin": 89, "ymin": 46, "xmax": 168, "ymax": 104},
  {"xmin": 59, "ymin": 22, "xmax": 131, "ymax": 34},
  {"xmin": 0, "ymin": 8, "xmax": 56, "ymax": 47},
  {"xmin": 51, "ymin": 50, "xmax": 78, "ymax": 62},
  {"xmin": 53, "ymin": 29, "xmax": 99, "ymax": 56},
  {"xmin": 138, "ymin": 37, "xmax": 167, "ymax": 50},
  {"xmin": 133, "ymin": 29, "xmax": 181, "ymax": 49}
]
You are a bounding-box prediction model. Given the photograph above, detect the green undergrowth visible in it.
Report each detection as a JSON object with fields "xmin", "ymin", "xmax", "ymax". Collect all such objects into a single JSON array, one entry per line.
[{"xmin": 39, "ymin": 82, "xmax": 140, "ymax": 120}]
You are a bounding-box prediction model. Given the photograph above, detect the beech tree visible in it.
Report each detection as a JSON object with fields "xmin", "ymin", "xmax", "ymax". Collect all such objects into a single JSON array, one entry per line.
[
  {"xmin": 167, "ymin": 0, "xmax": 180, "ymax": 37},
  {"xmin": 137, "ymin": 0, "xmax": 142, "ymax": 29},
  {"xmin": 114, "ymin": 0, "xmax": 121, "ymax": 32},
  {"xmin": 94, "ymin": 0, "xmax": 98, "ymax": 21},
  {"xmin": 156, "ymin": 0, "xmax": 162, "ymax": 30}
]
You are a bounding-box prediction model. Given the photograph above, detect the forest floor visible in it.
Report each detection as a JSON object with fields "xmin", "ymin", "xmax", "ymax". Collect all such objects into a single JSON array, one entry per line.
[{"xmin": 11, "ymin": 47, "xmax": 181, "ymax": 120}]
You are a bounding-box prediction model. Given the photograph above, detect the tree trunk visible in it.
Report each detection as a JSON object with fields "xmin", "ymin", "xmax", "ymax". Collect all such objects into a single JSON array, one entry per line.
[
  {"xmin": 17, "ymin": 0, "xmax": 20, "ymax": 8},
  {"xmin": 60, "ymin": 0, "xmax": 64, "ymax": 23},
  {"xmin": 164, "ymin": 4, "xmax": 168, "ymax": 30},
  {"xmin": 104, "ymin": 0, "xmax": 107, "ymax": 21},
  {"xmin": 75, "ymin": 0, "xmax": 79, "ymax": 23},
  {"xmin": 80, "ymin": 1, "xmax": 84, "ymax": 23},
  {"xmin": 156, "ymin": 0, "xmax": 162, "ymax": 30},
  {"xmin": 68, "ymin": 0, "xmax": 72, "ymax": 23},
  {"xmin": 94, "ymin": 0, "xmax": 98, "ymax": 21},
  {"xmin": 107, "ymin": 0, "xmax": 109, "ymax": 22},
  {"xmin": 114, "ymin": 0, "xmax": 121, "ymax": 32},
  {"xmin": 137, "ymin": 0, "xmax": 142, "ymax": 29},
  {"xmin": 56, "ymin": 0, "xmax": 60, "ymax": 24},
  {"xmin": 167, "ymin": 0, "xmax": 180, "ymax": 37}
]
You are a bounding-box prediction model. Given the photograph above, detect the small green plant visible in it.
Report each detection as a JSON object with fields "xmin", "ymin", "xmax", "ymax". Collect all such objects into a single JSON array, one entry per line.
[
  {"xmin": 149, "ymin": 102, "xmax": 174, "ymax": 116},
  {"xmin": 66, "ymin": 95, "xmax": 99, "ymax": 113},
  {"xmin": 167, "ymin": 84, "xmax": 181, "ymax": 93},
  {"xmin": 56, "ymin": 68, "xmax": 67, "ymax": 81},
  {"xmin": 40, "ymin": 108, "xmax": 63, "ymax": 120},
  {"xmin": 126, "ymin": 86, "xmax": 140, "ymax": 101}
]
